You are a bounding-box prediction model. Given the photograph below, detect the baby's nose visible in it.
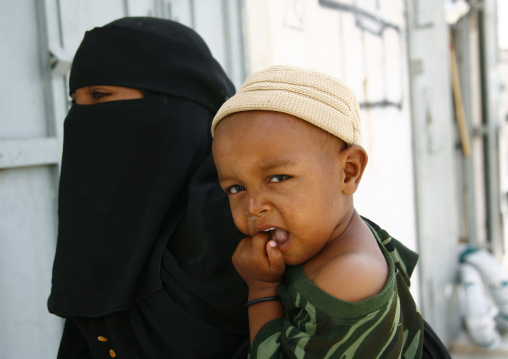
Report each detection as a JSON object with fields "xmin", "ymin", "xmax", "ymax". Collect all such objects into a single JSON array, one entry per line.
[{"xmin": 247, "ymin": 196, "xmax": 270, "ymax": 218}]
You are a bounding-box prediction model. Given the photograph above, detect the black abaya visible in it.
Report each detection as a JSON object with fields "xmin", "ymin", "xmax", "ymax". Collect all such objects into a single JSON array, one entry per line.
[{"xmin": 48, "ymin": 17, "xmax": 249, "ymax": 358}]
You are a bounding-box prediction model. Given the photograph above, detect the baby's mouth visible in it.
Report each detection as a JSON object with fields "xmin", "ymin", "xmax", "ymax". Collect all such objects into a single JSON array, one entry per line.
[{"xmin": 264, "ymin": 227, "xmax": 290, "ymax": 250}]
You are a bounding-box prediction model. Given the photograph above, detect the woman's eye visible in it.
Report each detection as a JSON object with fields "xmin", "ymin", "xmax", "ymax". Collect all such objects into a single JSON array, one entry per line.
[
  {"xmin": 269, "ymin": 175, "xmax": 291, "ymax": 183},
  {"xmin": 91, "ymin": 91, "xmax": 108, "ymax": 99},
  {"xmin": 227, "ymin": 185, "xmax": 245, "ymax": 194}
]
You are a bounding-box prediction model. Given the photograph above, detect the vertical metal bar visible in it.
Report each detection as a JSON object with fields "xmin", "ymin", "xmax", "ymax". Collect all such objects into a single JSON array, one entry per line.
[
  {"xmin": 235, "ymin": 0, "xmax": 247, "ymax": 81},
  {"xmin": 55, "ymin": 0, "xmax": 64, "ymax": 47},
  {"xmin": 222, "ymin": 0, "xmax": 233, "ymax": 76},
  {"xmin": 35, "ymin": 0, "xmax": 57, "ymax": 138},
  {"xmin": 222, "ymin": 0, "xmax": 247, "ymax": 87},
  {"xmin": 34, "ymin": 0, "xmax": 60, "ymax": 230},
  {"xmin": 166, "ymin": 0, "xmax": 172, "ymax": 19},
  {"xmin": 479, "ymin": 0, "xmax": 504, "ymax": 256},
  {"xmin": 189, "ymin": 0, "xmax": 196, "ymax": 28},
  {"xmin": 153, "ymin": 0, "xmax": 163, "ymax": 18},
  {"xmin": 123, "ymin": 0, "xmax": 130, "ymax": 16},
  {"xmin": 404, "ymin": 0, "xmax": 424, "ymax": 310}
]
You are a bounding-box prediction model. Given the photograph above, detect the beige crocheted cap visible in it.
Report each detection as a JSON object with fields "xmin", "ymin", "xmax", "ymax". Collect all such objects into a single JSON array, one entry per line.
[{"xmin": 211, "ymin": 65, "xmax": 362, "ymax": 145}]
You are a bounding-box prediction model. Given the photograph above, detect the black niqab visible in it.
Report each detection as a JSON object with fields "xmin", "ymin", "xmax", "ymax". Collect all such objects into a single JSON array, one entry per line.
[
  {"xmin": 48, "ymin": 17, "xmax": 248, "ymax": 357},
  {"xmin": 68, "ymin": 17, "xmax": 232, "ymax": 112}
]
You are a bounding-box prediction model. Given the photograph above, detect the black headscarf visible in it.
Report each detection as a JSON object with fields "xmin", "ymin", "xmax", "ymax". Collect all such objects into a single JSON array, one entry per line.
[{"xmin": 48, "ymin": 17, "xmax": 246, "ymax": 328}]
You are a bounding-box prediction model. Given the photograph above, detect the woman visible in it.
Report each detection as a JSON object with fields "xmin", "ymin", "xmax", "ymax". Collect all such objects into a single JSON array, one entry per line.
[{"xmin": 48, "ymin": 17, "xmax": 249, "ymax": 358}]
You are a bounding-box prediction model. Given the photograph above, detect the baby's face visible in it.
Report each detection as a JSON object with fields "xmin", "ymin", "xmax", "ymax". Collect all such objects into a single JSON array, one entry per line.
[{"xmin": 212, "ymin": 111, "xmax": 352, "ymax": 265}]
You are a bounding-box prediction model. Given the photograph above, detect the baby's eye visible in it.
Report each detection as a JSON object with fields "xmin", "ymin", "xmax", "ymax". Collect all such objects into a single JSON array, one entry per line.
[
  {"xmin": 227, "ymin": 185, "xmax": 245, "ymax": 194},
  {"xmin": 269, "ymin": 175, "xmax": 291, "ymax": 183}
]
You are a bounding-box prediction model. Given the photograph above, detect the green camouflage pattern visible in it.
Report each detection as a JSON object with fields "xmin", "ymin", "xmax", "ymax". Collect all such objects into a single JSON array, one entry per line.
[{"xmin": 249, "ymin": 218, "xmax": 423, "ymax": 359}]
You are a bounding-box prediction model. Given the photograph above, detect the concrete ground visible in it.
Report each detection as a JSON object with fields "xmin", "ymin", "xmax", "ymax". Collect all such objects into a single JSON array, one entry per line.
[{"xmin": 449, "ymin": 331, "xmax": 508, "ymax": 358}]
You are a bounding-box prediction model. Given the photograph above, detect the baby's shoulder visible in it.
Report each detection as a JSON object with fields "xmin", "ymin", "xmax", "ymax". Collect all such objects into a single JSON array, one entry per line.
[{"xmin": 307, "ymin": 245, "xmax": 389, "ymax": 303}]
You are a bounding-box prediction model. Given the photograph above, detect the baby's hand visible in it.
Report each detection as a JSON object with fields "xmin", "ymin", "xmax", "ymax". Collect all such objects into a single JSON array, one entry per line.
[{"xmin": 232, "ymin": 232, "xmax": 285, "ymax": 292}]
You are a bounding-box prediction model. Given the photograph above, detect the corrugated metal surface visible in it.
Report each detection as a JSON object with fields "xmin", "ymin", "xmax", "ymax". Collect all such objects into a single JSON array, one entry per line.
[
  {"xmin": 0, "ymin": 0, "xmax": 244, "ymax": 357},
  {"xmin": 406, "ymin": 0, "xmax": 462, "ymax": 345}
]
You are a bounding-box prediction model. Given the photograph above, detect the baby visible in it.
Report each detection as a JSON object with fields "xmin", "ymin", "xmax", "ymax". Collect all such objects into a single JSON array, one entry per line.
[{"xmin": 211, "ymin": 65, "xmax": 424, "ymax": 358}]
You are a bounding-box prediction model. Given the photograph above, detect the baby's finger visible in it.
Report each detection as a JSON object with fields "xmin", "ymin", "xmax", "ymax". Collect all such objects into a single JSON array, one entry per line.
[
  {"xmin": 266, "ymin": 240, "xmax": 285, "ymax": 275},
  {"xmin": 250, "ymin": 231, "xmax": 270, "ymax": 252}
]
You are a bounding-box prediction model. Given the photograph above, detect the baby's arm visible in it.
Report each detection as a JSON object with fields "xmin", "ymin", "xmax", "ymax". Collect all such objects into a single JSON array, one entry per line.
[
  {"xmin": 311, "ymin": 251, "xmax": 388, "ymax": 303},
  {"xmin": 232, "ymin": 232, "xmax": 285, "ymax": 344},
  {"xmin": 308, "ymin": 213, "xmax": 389, "ymax": 303}
]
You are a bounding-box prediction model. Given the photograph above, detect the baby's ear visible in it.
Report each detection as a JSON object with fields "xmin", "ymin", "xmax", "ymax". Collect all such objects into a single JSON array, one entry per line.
[{"xmin": 341, "ymin": 145, "xmax": 368, "ymax": 195}]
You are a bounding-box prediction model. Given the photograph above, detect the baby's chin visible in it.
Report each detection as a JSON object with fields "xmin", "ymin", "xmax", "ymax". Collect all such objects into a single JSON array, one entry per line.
[
  {"xmin": 282, "ymin": 244, "xmax": 326, "ymax": 266},
  {"xmin": 281, "ymin": 253, "xmax": 306, "ymax": 266}
]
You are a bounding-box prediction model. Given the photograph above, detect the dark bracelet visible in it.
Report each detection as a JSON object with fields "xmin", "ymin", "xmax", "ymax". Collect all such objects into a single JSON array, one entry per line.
[{"xmin": 245, "ymin": 296, "xmax": 281, "ymax": 307}]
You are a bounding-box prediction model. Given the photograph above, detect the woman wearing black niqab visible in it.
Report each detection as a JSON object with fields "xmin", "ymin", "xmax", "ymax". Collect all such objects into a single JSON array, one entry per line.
[{"xmin": 48, "ymin": 17, "xmax": 249, "ymax": 358}]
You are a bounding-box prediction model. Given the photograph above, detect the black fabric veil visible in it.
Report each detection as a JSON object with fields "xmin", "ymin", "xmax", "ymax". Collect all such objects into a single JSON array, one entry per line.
[{"xmin": 48, "ymin": 17, "xmax": 248, "ymax": 357}]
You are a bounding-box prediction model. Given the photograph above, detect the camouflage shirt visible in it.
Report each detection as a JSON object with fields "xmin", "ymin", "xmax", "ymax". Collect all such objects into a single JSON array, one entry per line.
[{"xmin": 249, "ymin": 218, "xmax": 423, "ymax": 359}]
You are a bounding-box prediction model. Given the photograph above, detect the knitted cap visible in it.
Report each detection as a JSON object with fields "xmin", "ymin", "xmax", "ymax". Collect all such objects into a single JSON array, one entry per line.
[{"xmin": 211, "ymin": 65, "xmax": 362, "ymax": 145}]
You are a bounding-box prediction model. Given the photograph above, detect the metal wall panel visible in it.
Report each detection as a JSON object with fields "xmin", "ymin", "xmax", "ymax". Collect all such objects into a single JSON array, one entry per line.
[
  {"xmin": 481, "ymin": 0, "xmax": 504, "ymax": 257},
  {"xmin": 0, "ymin": 167, "xmax": 60, "ymax": 358},
  {"xmin": 59, "ymin": 0, "xmax": 127, "ymax": 52},
  {"xmin": 0, "ymin": 1, "xmax": 62, "ymax": 357},
  {"xmin": 406, "ymin": 0, "xmax": 462, "ymax": 345},
  {"xmin": 0, "ymin": 2, "xmax": 49, "ymax": 138},
  {"xmin": 0, "ymin": 0, "xmax": 245, "ymax": 356}
]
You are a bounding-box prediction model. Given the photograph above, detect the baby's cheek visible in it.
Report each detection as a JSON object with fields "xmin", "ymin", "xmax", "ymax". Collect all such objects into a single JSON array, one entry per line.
[{"xmin": 231, "ymin": 211, "xmax": 248, "ymax": 234}]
